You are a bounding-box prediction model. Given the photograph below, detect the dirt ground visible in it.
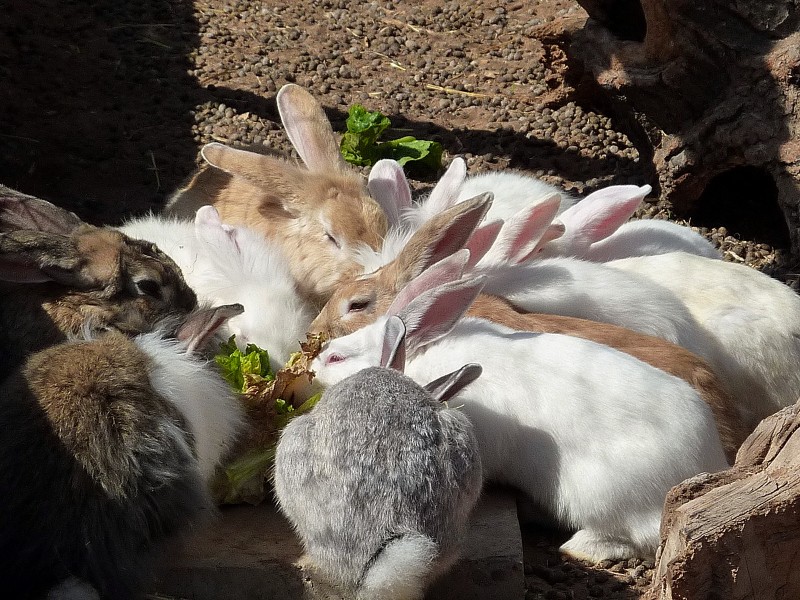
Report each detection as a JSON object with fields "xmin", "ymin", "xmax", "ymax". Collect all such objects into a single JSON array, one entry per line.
[{"xmin": 1, "ymin": 0, "xmax": 795, "ymax": 598}]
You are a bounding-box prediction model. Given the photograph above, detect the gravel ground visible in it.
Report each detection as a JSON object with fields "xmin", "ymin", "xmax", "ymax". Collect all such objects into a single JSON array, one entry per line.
[{"xmin": 1, "ymin": 1, "xmax": 797, "ymax": 598}]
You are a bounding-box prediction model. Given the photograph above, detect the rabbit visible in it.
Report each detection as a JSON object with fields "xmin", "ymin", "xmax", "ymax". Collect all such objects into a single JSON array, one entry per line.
[
  {"xmin": 608, "ymin": 251, "xmax": 800, "ymax": 430},
  {"xmin": 164, "ymin": 84, "xmax": 389, "ymax": 307},
  {"xmin": 0, "ymin": 191, "xmax": 198, "ymax": 380},
  {"xmin": 533, "ymin": 184, "xmax": 722, "ymax": 261},
  {"xmin": 120, "ymin": 206, "xmax": 315, "ymax": 372},
  {"xmin": 274, "ymin": 320, "xmax": 483, "ymax": 600},
  {"xmin": 0, "ymin": 302, "xmax": 244, "ymax": 599},
  {"xmin": 310, "ymin": 274, "xmax": 729, "ymax": 562}
]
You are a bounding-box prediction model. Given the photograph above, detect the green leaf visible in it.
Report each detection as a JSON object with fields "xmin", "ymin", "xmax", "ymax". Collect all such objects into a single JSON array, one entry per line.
[
  {"xmin": 214, "ymin": 335, "xmax": 274, "ymax": 393},
  {"xmin": 383, "ymin": 137, "xmax": 444, "ymax": 170}
]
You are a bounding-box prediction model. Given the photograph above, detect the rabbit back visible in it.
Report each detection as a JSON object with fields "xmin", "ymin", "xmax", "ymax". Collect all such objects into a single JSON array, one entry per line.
[
  {"xmin": 275, "ymin": 367, "xmax": 482, "ymax": 596},
  {"xmin": 0, "ymin": 332, "xmax": 212, "ymax": 599}
]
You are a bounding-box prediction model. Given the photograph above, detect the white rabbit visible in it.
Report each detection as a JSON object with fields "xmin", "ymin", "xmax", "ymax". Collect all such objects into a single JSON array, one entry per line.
[
  {"xmin": 119, "ymin": 208, "xmax": 314, "ymax": 372},
  {"xmin": 534, "ymin": 185, "xmax": 721, "ymax": 261},
  {"xmin": 608, "ymin": 251, "xmax": 800, "ymax": 430},
  {"xmin": 310, "ymin": 273, "xmax": 728, "ymax": 562}
]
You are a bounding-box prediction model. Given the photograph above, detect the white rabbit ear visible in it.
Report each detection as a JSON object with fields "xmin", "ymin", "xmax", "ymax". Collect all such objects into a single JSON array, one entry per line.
[
  {"xmin": 421, "ymin": 157, "xmax": 467, "ymax": 218},
  {"xmin": 177, "ymin": 303, "xmax": 245, "ymax": 354},
  {"xmin": 464, "ymin": 220, "xmax": 502, "ymax": 269},
  {"xmin": 0, "ymin": 188, "xmax": 84, "ymax": 235},
  {"xmin": 396, "ymin": 275, "xmax": 486, "ymax": 354},
  {"xmin": 393, "ymin": 192, "xmax": 492, "ymax": 285},
  {"xmin": 423, "ymin": 363, "xmax": 483, "ymax": 403},
  {"xmin": 388, "ymin": 249, "xmax": 470, "ymax": 316},
  {"xmin": 276, "ymin": 84, "xmax": 347, "ymax": 173},
  {"xmin": 380, "ymin": 315, "xmax": 407, "ymax": 371},
  {"xmin": 194, "ymin": 205, "xmax": 240, "ymax": 253},
  {"xmin": 522, "ymin": 220, "xmax": 567, "ymax": 261},
  {"xmin": 368, "ymin": 159, "xmax": 412, "ymax": 227},
  {"xmin": 484, "ymin": 193, "xmax": 562, "ymax": 265},
  {"xmin": 558, "ymin": 185, "xmax": 652, "ymax": 245}
]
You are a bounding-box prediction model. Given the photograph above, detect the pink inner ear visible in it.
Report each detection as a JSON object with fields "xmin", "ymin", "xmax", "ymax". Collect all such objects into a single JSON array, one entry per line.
[
  {"xmin": 561, "ymin": 185, "xmax": 650, "ymax": 244},
  {"xmin": 388, "ymin": 249, "xmax": 470, "ymax": 315},
  {"xmin": 503, "ymin": 194, "xmax": 561, "ymax": 263},
  {"xmin": 424, "ymin": 157, "xmax": 467, "ymax": 215},
  {"xmin": 368, "ymin": 159, "xmax": 412, "ymax": 226},
  {"xmin": 465, "ymin": 221, "xmax": 502, "ymax": 269},
  {"xmin": 195, "ymin": 205, "xmax": 222, "ymax": 227}
]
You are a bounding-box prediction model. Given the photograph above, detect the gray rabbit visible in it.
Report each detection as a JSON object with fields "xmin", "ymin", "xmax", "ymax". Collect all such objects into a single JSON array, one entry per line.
[{"xmin": 274, "ymin": 318, "xmax": 483, "ymax": 600}]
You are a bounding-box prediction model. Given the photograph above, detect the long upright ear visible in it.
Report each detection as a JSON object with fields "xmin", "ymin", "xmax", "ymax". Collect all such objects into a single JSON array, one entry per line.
[
  {"xmin": 176, "ymin": 303, "xmax": 245, "ymax": 354},
  {"xmin": 387, "ymin": 249, "xmax": 470, "ymax": 315},
  {"xmin": 424, "ymin": 363, "xmax": 482, "ymax": 403},
  {"xmin": 391, "ymin": 192, "xmax": 492, "ymax": 286},
  {"xmin": 557, "ymin": 185, "xmax": 652, "ymax": 245},
  {"xmin": 422, "ymin": 157, "xmax": 467, "ymax": 217},
  {"xmin": 395, "ymin": 275, "xmax": 486, "ymax": 354},
  {"xmin": 0, "ymin": 186, "xmax": 84, "ymax": 234},
  {"xmin": 0, "ymin": 230, "xmax": 92, "ymax": 286},
  {"xmin": 480, "ymin": 193, "xmax": 562, "ymax": 266},
  {"xmin": 368, "ymin": 159, "xmax": 412, "ymax": 227},
  {"xmin": 379, "ymin": 315, "xmax": 407, "ymax": 372},
  {"xmin": 276, "ymin": 83, "xmax": 347, "ymax": 173},
  {"xmin": 464, "ymin": 220, "xmax": 502, "ymax": 269}
]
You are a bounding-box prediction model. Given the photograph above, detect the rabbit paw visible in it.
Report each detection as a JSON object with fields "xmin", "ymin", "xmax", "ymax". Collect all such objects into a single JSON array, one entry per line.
[{"xmin": 559, "ymin": 529, "xmax": 640, "ymax": 563}]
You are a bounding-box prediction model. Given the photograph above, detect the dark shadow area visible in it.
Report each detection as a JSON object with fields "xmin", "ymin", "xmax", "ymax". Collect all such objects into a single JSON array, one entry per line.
[{"xmin": 681, "ymin": 166, "xmax": 791, "ymax": 248}]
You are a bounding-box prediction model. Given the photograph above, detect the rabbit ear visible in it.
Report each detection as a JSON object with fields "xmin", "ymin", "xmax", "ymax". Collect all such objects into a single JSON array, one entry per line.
[
  {"xmin": 176, "ymin": 303, "xmax": 245, "ymax": 354},
  {"xmin": 392, "ymin": 192, "xmax": 492, "ymax": 286},
  {"xmin": 0, "ymin": 186, "xmax": 84, "ymax": 235},
  {"xmin": 387, "ymin": 249, "xmax": 470, "ymax": 316},
  {"xmin": 200, "ymin": 143, "xmax": 284, "ymax": 186},
  {"xmin": 0, "ymin": 230, "xmax": 97, "ymax": 286},
  {"xmin": 423, "ymin": 363, "xmax": 482, "ymax": 403},
  {"xmin": 464, "ymin": 220, "xmax": 502, "ymax": 269},
  {"xmin": 423, "ymin": 158, "xmax": 467, "ymax": 216},
  {"xmin": 194, "ymin": 205, "xmax": 241, "ymax": 253},
  {"xmin": 518, "ymin": 220, "xmax": 567, "ymax": 262},
  {"xmin": 395, "ymin": 275, "xmax": 486, "ymax": 354},
  {"xmin": 379, "ymin": 315, "xmax": 407, "ymax": 371},
  {"xmin": 482, "ymin": 193, "xmax": 562, "ymax": 265},
  {"xmin": 557, "ymin": 185, "xmax": 652, "ymax": 245},
  {"xmin": 368, "ymin": 159, "xmax": 412, "ymax": 227},
  {"xmin": 276, "ymin": 84, "xmax": 347, "ymax": 173}
]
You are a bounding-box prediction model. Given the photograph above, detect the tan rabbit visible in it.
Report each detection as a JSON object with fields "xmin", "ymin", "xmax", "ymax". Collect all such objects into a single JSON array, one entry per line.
[
  {"xmin": 308, "ymin": 197, "xmax": 747, "ymax": 459},
  {"xmin": 0, "ymin": 188, "xmax": 197, "ymax": 378},
  {"xmin": 164, "ymin": 84, "xmax": 390, "ymax": 306}
]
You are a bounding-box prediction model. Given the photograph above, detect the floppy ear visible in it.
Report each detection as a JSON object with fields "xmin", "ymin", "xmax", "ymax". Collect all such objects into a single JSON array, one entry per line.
[
  {"xmin": 387, "ymin": 249, "xmax": 470, "ymax": 316},
  {"xmin": 391, "ymin": 192, "xmax": 492, "ymax": 286},
  {"xmin": 464, "ymin": 220, "xmax": 502, "ymax": 269},
  {"xmin": 395, "ymin": 275, "xmax": 486, "ymax": 355},
  {"xmin": 0, "ymin": 186, "xmax": 84, "ymax": 235},
  {"xmin": 0, "ymin": 230, "xmax": 93, "ymax": 286},
  {"xmin": 379, "ymin": 315, "xmax": 407, "ymax": 372},
  {"xmin": 176, "ymin": 303, "xmax": 245, "ymax": 354},
  {"xmin": 481, "ymin": 193, "xmax": 562, "ymax": 265},
  {"xmin": 557, "ymin": 185, "xmax": 652, "ymax": 246},
  {"xmin": 423, "ymin": 363, "xmax": 483, "ymax": 403},
  {"xmin": 368, "ymin": 159, "xmax": 412, "ymax": 227},
  {"xmin": 276, "ymin": 83, "xmax": 348, "ymax": 173}
]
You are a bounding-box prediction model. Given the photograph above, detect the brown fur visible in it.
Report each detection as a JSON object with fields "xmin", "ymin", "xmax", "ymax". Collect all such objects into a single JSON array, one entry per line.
[{"xmin": 165, "ymin": 85, "xmax": 389, "ymax": 307}]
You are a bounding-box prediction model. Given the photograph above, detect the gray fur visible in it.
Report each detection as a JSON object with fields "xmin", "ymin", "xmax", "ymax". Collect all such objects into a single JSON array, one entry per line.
[{"xmin": 274, "ymin": 366, "xmax": 482, "ymax": 597}]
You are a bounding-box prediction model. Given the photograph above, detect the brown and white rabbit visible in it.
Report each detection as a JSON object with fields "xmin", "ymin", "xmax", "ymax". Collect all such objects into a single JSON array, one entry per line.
[
  {"xmin": 164, "ymin": 84, "xmax": 390, "ymax": 306},
  {"xmin": 0, "ymin": 188, "xmax": 197, "ymax": 378},
  {"xmin": 0, "ymin": 303, "xmax": 243, "ymax": 599}
]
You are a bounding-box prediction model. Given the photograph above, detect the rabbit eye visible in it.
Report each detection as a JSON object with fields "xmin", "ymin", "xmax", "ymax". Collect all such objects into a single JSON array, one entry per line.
[
  {"xmin": 326, "ymin": 353, "xmax": 346, "ymax": 365},
  {"xmin": 134, "ymin": 278, "xmax": 163, "ymax": 300},
  {"xmin": 347, "ymin": 298, "xmax": 370, "ymax": 313},
  {"xmin": 324, "ymin": 232, "xmax": 341, "ymax": 249}
]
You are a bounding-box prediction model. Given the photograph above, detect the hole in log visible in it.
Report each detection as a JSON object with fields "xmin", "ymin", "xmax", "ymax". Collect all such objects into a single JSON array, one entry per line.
[
  {"xmin": 682, "ymin": 166, "xmax": 790, "ymax": 248},
  {"xmin": 582, "ymin": 0, "xmax": 647, "ymax": 42}
]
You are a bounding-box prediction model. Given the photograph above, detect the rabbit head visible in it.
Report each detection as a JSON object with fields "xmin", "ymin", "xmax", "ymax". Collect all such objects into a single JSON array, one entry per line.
[
  {"xmin": 164, "ymin": 85, "xmax": 390, "ymax": 306},
  {"xmin": 308, "ymin": 192, "xmax": 492, "ymax": 339}
]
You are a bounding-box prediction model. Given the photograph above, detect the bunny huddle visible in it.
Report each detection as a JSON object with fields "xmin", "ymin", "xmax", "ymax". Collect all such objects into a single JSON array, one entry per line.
[{"xmin": 1, "ymin": 84, "xmax": 798, "ymax": 600}]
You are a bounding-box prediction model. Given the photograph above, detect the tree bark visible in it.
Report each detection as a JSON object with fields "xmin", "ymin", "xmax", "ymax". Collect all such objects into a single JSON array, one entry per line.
[
  {"xmin": 569, "ymin": 0, "xmax": 800, "ymax": 251},
  {"xmin": 644, "ymin": 399, "xmax": 800, "ymax": 600}
]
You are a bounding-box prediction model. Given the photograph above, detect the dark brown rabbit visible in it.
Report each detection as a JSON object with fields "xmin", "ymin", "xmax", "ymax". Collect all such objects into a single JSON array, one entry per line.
[{"xmin": 0, "ymin": 186, "xmax": 197, "ymax": 378}]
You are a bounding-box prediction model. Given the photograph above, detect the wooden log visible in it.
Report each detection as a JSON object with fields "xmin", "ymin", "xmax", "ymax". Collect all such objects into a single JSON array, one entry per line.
[
  {"xmin": 644, "ymin": 400, "xmax": 800, "ymax": 600},
  {"xmin": 569, "ymin": 0, "xmax": 800, "ymax": 251}
]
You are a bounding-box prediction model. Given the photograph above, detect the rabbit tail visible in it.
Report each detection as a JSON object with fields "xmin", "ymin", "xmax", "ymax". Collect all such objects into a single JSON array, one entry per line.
[{"xmin": 358, "ymin": 533, "xmax": 439, "ymax": 600}]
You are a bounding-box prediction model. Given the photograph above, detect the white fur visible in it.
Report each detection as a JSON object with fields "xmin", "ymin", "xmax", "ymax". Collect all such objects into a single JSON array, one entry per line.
[
  {"xmin": 609, "ymin": 251, "xmax": 800, "ymax": 429},
  {"xmin": 456, "ymin": 171, "xmax": 578, "ymax": 222},
  {"xmin": 120, "ymin": 213, "xmax": 314, "ymax": 371},
  {"xmin": 359, "ymin": 534, "xmax": 438, "ymax": 600},
  {"xmin": 312, "ymin": 316, "xmax": 728, "ymax": 561},
  {"xmin": 134, "ymin": 332, "xmax": 242, "ymax": 481}
]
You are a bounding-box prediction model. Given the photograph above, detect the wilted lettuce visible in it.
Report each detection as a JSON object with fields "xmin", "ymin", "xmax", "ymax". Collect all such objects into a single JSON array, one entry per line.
[{"xmin": 340, "ymin": 104, "xmax": 443, "ymax": 172}]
